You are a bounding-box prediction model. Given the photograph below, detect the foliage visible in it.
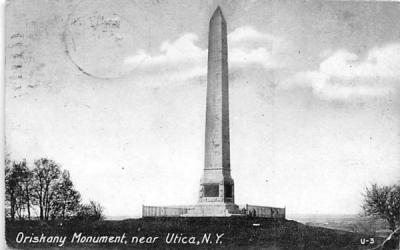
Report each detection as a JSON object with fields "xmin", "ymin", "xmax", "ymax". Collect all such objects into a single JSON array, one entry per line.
[
  {"xmin": 31, "ymin": 158, "xmax": 61, "ymax": 220},
  {"xmin": 5, "ymin": 157, "xmax": 100, "ymax": 222},
  {"xmin": 50, "ymin": 170, "xmax": 81, "ymax": 220},
  {"xmin": 5, "ymin": 159, "xmax": 34, "ymax": 220},
  {"xmin": 76, "ymin": 200, "xmax": 105, "ymax": 221},
  {"xmin": 362, "ymin": 183, "xmax": 400, "ymax": 231},
  {"xmin": 5, "ymin": 160, "xmax": 18, "ymax": 220}
]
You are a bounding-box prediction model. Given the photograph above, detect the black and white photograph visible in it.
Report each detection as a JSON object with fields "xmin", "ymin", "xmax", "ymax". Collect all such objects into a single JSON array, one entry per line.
[{"xmin": 4, "ymin": 0, "xmax": 400, "ymax": 249}]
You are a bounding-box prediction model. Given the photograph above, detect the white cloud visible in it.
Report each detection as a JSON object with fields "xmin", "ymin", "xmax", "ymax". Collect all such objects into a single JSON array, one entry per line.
[
  {"xmin": 125, "ymin": 34, "xmax": 205, "ymax": 67},
  {"xmin": 123, "ymin": 26, "xmax": 288, "ymax": 81},
  {"xmin": 228, "ymin": 26, "xmax": 287, "ymax": 69},
  {"xmin": 124, "ymin": 34, "xmax": 207, "ymax": 81},
  {"xmin": 228, "ymin": 26, "xmax": 276, "ymax": 43},
  {"xmin": 230, "ymin": 47, "xmax": 275, "ymax": 69},
  {"xmin": 320, "ymin": 45, "xmax": 400, "ymax": 79},
  {"xmin": 283, "ymin": 44, "xmax": 400, "ymax": 100}
]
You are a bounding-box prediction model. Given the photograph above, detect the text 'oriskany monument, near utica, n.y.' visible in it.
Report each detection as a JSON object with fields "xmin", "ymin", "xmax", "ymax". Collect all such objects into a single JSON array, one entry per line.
[{"xmin": 142, "ymin": 7, "xmax": 286, "ymax": 218}]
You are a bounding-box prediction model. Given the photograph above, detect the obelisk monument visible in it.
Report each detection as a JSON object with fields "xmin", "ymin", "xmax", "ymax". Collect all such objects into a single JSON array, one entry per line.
[
  {"xmin": 143, "ymin": 6, "xmax": 286, "ymax": 218},
  {"xmin": 187, "ymin": 6, "xmax": 239, "ymax": 216}
]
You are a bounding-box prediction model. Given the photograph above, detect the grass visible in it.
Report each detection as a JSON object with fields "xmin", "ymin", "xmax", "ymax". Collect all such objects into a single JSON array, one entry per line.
[{"xmin": 6, "ymin": 217, "xmax": 383, "ymax": 249}]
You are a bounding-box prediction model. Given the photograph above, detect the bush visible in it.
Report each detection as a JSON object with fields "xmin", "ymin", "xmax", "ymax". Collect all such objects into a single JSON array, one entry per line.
[{"xmin": 75, "ymin": 200, "xmax": 104, "ymax": 221}]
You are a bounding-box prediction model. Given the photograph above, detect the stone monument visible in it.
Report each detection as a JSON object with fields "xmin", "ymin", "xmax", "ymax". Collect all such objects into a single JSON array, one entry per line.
[
  {"xmin": 184, "ymin": 6, "xmax": 240, "ymax": 216},
  {"xmin": 142, "ymin": 7, "xmax": 286, "ymax": 218}
]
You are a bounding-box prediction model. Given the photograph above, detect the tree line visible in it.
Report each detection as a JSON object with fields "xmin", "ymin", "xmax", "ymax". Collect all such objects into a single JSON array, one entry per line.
[{"xmin": 5, "ymin": 157, "xmax": 103, "ymax": 221}]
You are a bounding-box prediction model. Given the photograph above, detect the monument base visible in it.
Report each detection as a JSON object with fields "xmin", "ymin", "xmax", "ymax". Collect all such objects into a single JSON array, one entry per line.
[{"xmin": 182, "ymin": 202, "xmax": 242, "ymax": 217}]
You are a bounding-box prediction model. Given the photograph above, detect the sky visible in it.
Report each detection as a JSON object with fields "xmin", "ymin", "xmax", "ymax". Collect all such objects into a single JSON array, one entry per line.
[{"xmin": 5, "ymin": 0, "xmax": 400, "ymax": 217}]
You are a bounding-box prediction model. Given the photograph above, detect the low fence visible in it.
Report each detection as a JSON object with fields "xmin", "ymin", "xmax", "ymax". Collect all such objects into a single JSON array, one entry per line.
[
  {"xmin": 142, "ymin": 204, "xmax": 285, "ymax": 218},
  {"xmin": 142, "ymin": 205, "xmax": 194, "ymax": 217},
  {"xmin": 243, "ymin": 204, "xmax": 285, "ymax": 218}
]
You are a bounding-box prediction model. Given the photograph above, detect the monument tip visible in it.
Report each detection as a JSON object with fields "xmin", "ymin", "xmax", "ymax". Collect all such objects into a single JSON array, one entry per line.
[{"xmin": 212, "ymin": 6, "xmax": 224, "ymax": 18}]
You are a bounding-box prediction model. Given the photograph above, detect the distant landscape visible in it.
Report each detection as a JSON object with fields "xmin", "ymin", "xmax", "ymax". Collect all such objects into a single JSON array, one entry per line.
[{"xmin": 288, "ymin": 214, "xmax": 391, "ymax": 238}]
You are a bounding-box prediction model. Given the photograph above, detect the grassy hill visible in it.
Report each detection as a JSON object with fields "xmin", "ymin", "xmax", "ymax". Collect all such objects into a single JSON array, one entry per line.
[{"xmin": 6, "ymin": 217, "xmax": 384, "ymax": 249}]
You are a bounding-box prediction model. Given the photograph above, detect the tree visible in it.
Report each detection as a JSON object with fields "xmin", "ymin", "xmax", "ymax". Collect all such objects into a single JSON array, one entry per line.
[
  {"xmin": 5, "ymin": 160, "xmax": 18, "ymax": 221},
  {"xmin": 13, "ymin": 160, "xmax": 34, "ymax": 220},
  {"xmin": 32, "ymin": 158, "xmax": 61, "ymax": 220},
  {"xmin": 362, "ymin": 183, "xmax": 400, "ymax": 231},
  {"xmin": 88, "ymin": 200, "xmax": 104, "ymax": 220},
  {"xmin": 51, "ymin": 170, "xmax": 81, "ymax": 220},
  {"xmin": 5, "ymin": 157, "xmax": 97, "ymax": 222},
  {"xmin": 5, "ymin": 159, "xmax": 34, "ymax": 220},
  {"xmin": 76, "ymin": 200, "xmax": 104, "ymax": 221}
]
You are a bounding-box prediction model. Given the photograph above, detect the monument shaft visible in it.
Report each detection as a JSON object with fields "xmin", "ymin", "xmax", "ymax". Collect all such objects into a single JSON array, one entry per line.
[
  {"xmin": 143, "ymin": 6, "xmax": 286, "ymax": 218},
  {"xmin": 205, "ymin": 7, "xmax": 230, "ymax": 175},
  {"xmin": 199, "ymin": 7, "xmax": 235, "ymax": 205}
]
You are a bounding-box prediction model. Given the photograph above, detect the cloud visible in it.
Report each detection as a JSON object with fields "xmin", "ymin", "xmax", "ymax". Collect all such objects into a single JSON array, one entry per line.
[
  {"xmin": 124, "ymin": 34, "xmax": 207, "ymax": 81},
  {"xmin": 229, "ymin": 26, "xmax": 288, "ymax": 69},
  {"xmin": 123, "ymin": 26, "xmax": 288, "ymax": 81},
  {"xmin": 283, "ymin": 44, "xmax": 400, "ymax": 100},
  {"xmin": 320, "ymin": 45, "xmax": 400, "ymax": 79},
  {"xmin": 230, "ymin": 47, "xmax": 276, "ymax": 69},
  {"xmin": 125, "ymin": 34, "xmax": 205, "ymax": 67},
  {"xmin": 228, "ymin": 26, "xmax": 277, "ymax": 43}
]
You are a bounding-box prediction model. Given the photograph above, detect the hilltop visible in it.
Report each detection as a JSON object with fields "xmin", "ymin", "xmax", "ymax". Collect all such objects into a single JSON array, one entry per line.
[{"xmin": 6, "ymin": 217, "xmax": 383, "ymax": 249}]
